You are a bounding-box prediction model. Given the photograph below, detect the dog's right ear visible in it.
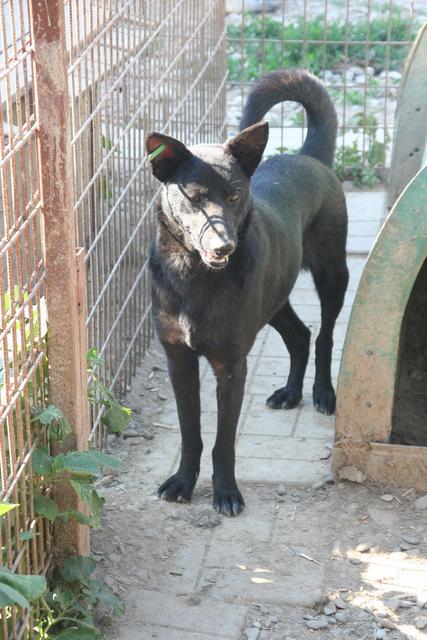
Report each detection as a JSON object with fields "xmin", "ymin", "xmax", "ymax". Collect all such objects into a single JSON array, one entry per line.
[
  {"xmin": 146, "ymin": 132, "xmax": 192, "ymax": 183},
  {"xmin": 226, "ymin": 122, "xmax": 269, "ymax": 177}
]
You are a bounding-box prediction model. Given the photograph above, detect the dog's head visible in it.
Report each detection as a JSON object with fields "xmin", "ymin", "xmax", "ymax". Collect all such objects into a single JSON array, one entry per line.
[{"xmin": 146, "ymin": 123, "xmax": 268, "ymax": 270}]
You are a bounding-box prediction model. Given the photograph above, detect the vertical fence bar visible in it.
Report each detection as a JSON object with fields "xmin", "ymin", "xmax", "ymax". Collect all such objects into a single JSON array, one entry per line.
[{"xmin": 29, "ymin": 0, "xmax": 90, "ymax": 558}]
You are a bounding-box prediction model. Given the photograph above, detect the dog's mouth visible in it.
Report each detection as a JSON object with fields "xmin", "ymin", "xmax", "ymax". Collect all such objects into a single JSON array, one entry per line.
[{"xmin": 199, "ymin": 250, "xmax": 230, "ymax": 270}]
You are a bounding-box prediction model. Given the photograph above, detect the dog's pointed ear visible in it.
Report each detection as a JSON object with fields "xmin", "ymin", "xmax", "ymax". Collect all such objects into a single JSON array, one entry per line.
[
  {"xmin": 226, "ymin": 122, "xmax": 269, "ymax": 177},
  {"xmin": 146, "ymin": 132, "xmax": 192, "ymax": 183}
]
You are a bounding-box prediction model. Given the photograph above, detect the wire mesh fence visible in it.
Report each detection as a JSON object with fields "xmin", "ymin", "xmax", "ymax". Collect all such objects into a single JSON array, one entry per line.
[
  {"xmin": 226, "ymin": 0, "xmax": 425, "ymax": 184},
  {"xmin": 1, "ymin": 0, "xmax": 425, "ymax": 635},
  {"xmin": 0, "ymin": 0, "xmax": 227, "ymax": 636},
  {"xmin": 0, "ymin": 0, "xmax": 51, "ymax": 635},
  {"xmin": 65, "ymin": 0, "xmax": 228, "ymax": 446}
]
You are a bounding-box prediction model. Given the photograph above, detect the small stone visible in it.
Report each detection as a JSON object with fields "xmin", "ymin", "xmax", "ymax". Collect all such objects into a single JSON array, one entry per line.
[
  {"xmin": 380, "ymin": 494, "xmax": 394, "ymax": 502},
  {"xmin": 260, "ymin": 607, "xmax": 270, "ymax": 615},
  {"xmin": 334, "ymin": 597, "xmax": 348, "ymax": 610},
  {"xmin": 335, "ymin": 611, "xmax": 349, "ymax": 623},
  {"xmin": 244, "ymin": 629, "xmax": 259, "ymax": 640},
  {"xmin": 277, "ymin": 484, "xmax": 286, "ymax": 496},
  {"xmin": 324, "ymin": 603, "xmax": 337, "ymax": 616},
  {"xmin": 328, "ymin": 617, "xmax": 337, "ymax": 624},
  {"xmin": 356, "ymin": 542, "xmax": 373, "ymax": 553},
  {"xmin": 414, "ymin": 494, "xmax": 427, "ymax": 510},
  {"xmin": 385, "ymin": 599, "xmax": 399, "ymax": 611},
  {"xmin": 350, "ymin": 557, "xmax": 362, "ymax": 565},
  {"xmin": 306, "ymin": 617, "xmax": 328, "ymax": 630},
  {"xmin": 401, "ymin": 532, "xmax": 420, "ymax": 545},
  {"xmin": 416, "ymin": 596, "xmax": 427, "ymax": 608},
  {"xmin": 158, "ymin": 393, "xmax": 168, "ymax": 401},
  {"xmin": 303, "ymin": 614, "xmax": 314, "ymax": 620},
  {"xmin": 312, "ymin": 474, "xmax": 334, "ymax": 490},
  {"xmin": 338, "ymin": 465, "xmax": 366, "ymax": 483},
  {"xmin": 123, "ymin": 428, "xmax": 141, "ymax": 438},
  {"xmin": 398, "ymin": 600, "xmax": 414, "ymax": 609},
  {"xmin": 399, "ymin": 542, "xmax": 413, "ymax": 551},
  {"xmin": 375, "ymin": 630, "xmax": 387, "ymax": 639},
  {"xmin": 269, "ymin": 616, "xmax": 278, "ymax": 624},
  {"xmin": 379, "ymin": 618, "xmax": 396, "ymax": 630},
  {"xmin": 415, "ymin": 616, "xmax": 427, "ymax": 630}
]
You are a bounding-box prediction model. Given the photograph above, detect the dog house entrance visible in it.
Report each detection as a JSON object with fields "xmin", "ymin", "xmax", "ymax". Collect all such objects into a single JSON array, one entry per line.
[{"xmin": 392, "ymin": 258, "xmax": 427, "ymax": 447}]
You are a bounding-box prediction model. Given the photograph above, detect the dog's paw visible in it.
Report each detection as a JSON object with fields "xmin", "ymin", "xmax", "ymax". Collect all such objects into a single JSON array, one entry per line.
[
  {"xmin": 158, "ymin": 473, "xmax": 197, "ymax": 503},
  {"xmin": 313, "ymin": 384, "xmax": 336, "ymax": 415},
  {"xmin": 213, "ymin": 486, "xmax": 245, "ymax": 517},
  {"xmin": 266, "ymin": 386, "xmax": 302, "ymax": 410}
]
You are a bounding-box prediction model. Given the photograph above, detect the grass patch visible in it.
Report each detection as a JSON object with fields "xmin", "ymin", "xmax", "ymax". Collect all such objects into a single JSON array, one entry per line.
[{"xmin": 228, "ymin": 11, "xmax": 417, "ymax": 82}]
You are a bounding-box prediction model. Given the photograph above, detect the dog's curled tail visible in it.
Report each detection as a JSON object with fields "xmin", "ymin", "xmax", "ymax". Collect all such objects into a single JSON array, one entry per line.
[{"xmin": 239, "ymin": 69, "xmax": 337, "ymax": 168}]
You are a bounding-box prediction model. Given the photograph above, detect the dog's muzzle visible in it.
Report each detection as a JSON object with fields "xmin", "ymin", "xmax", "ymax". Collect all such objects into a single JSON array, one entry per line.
[{"xmin": 199, "ymin": 240, "xmax": 236, "ymax": 270}]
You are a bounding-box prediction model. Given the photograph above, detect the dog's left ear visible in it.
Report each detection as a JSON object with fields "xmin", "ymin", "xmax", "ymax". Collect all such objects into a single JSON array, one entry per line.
[
  {"xmin": 226, "ymin": 122, "xmax": 269, "ymax": 177},
  {"xmin": 146, "ymin": 132, "xmax": 192, "ymax": 183}
]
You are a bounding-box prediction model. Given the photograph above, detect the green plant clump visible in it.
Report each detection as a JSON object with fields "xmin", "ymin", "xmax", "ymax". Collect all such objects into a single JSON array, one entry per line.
[
  {"xmin": 1, "ymin": 343, "xmax": 131, "ymax": 638},
  {"xmin": 228, "ymin": 11, "xmax": 416, "ymax": 82}
]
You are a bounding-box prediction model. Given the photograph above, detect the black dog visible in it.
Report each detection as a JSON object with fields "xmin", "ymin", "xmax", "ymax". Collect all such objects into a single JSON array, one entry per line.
[{"xmin": 146, "ymin": 69, "xmax": 348, "ymax": 516}]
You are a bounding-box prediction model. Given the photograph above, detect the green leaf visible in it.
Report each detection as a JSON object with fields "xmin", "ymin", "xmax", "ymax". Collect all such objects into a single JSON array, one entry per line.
[
  {"xmin": 52, "ymin": 627, "xmax": 101, "ymax": 640},
  {"xmin": 101, "ymin": 404, "xmax": 132, "ymax": 435},
  {"xmin": 33, "ymin": 405, "xmax": 72, "ymax": 441},
  {"xmin": 69, "ymin": 481, "xmax": 104, "ymax": 529},
  {"xmin": 0, "ymin": 582, "xmax": 30, "ymax": 608},
  {"xmin": 19, "ymin": 531, "xmax": 36, "ymax": 541},
  {"xmin": 0, "ymin": 567, "xmax": 46, "ymax": 605},
  {"xmin": 34, "ymin": 495, "xmax": 59, "ymax": 522},
  {"xmin": 85, "ymin": 578, "xmax": 124, "ymax": 615},
  {"xmin": 60, "ymin": 556, "xmax": 96, "ymax": 582},
  {"xmin": 34, "ymin": 405, "xmax": 64, "ymax": 425},
  {"xmin": 86, "ymin": 348, "xmax": 102, "ymax": 368},
  {"xmin": 32, "ymin": 447, "xmax": 53, "ymax": 476},
  {"xmin": 86, "ymin": 449, "xmax": 120, "ymax": 470},
  {"xmin": 0, "ymin": 503, "xmax": 18, "ymax": 516},
  {"xmin": 62, "ymin": 452, "xmax": 101, "ymax": 477},
  {"xmin": 65, "ymin": 510, "xmax": 92, "ymax": 526}
]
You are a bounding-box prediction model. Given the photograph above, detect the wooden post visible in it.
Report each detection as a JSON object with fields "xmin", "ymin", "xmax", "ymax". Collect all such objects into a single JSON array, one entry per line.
[{"xmin": 29, "ymin": 0, "xmax": 90, "ymax": 558}]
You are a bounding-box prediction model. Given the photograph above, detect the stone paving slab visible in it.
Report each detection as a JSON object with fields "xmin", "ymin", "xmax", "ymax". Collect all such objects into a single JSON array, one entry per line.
[{"xmin": 120, "ymin": 589, "xmax": 247, "ymax": 639}]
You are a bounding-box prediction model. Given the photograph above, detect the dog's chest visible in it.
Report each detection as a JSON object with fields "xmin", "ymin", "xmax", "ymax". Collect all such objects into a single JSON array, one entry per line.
[{"xmin": 156, "ymin": 303, "xmax": 234, "ymax": 354}]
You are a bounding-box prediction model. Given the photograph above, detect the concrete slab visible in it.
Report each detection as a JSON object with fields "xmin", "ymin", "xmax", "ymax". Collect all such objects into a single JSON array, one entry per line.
[{"xmin": 120, "ymin": 589, "xmax": 248, "ymax": 638}]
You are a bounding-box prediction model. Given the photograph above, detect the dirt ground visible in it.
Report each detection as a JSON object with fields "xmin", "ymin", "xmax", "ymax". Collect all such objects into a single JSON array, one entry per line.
[{"xmin": 92, "ymin": 343, "xmax": 427, "ymax": 640}]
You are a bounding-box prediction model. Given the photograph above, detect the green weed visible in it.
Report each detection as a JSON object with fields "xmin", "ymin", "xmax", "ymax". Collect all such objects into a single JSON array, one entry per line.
[{"xmin": 227, "ymin": 11, "xmax": 416, "ymax": 82}]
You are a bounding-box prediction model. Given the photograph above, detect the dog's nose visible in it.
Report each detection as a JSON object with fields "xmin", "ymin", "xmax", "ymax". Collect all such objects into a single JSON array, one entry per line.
[{"xmin": 213, "ymin": 241, "xmax": 236, "ymax": 258}]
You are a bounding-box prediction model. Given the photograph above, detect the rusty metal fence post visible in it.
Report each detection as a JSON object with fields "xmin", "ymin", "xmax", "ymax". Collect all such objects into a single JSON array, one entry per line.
[{"xmin": 29, "ymin": 0, "xmax": 90, "ymax": 557}]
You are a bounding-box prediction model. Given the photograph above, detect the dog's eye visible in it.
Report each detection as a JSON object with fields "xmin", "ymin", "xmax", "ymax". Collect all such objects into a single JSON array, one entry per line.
[{"xmin": 228, "ymin": 192, "xmax": 240, "ymax": 203}]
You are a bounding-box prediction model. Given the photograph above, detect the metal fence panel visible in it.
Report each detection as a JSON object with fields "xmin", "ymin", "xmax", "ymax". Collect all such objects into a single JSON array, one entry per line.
[
  {"xmin": 226, "ymin": 0, "xmax": 423, "ymax": 173},
  {"xmin": 0, "ymin": 0, "xmax": 50, "ymax": 635},
  {"xmin": 65, "ymin": 0, "xmax": 228, "ymax": 446},
  {"xmin": 1, "ymin": 1, "xmax": 227, "ymax": 636}
]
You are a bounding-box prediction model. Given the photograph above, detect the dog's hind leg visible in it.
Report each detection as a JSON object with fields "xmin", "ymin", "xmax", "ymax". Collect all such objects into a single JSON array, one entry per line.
[
  {"xmin": 158, "ymin": 344, "xmax": 202, "ymax": 502},
  {"xmin": 310, "ymin": 260, "xmax": 349, "ymax": 414},
  {"xmin": 266, "ymin": 301, "xmax": 311, "ymax": 410}
]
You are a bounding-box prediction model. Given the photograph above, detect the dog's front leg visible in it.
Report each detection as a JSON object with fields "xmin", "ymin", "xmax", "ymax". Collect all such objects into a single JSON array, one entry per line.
[
  {"xmin": 158, "ymin": 343, "xmax": 202, "ymax": 503},
  {"xmin": 209, "ymin": 357, "xmax": 247, "ymax": 516}
]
